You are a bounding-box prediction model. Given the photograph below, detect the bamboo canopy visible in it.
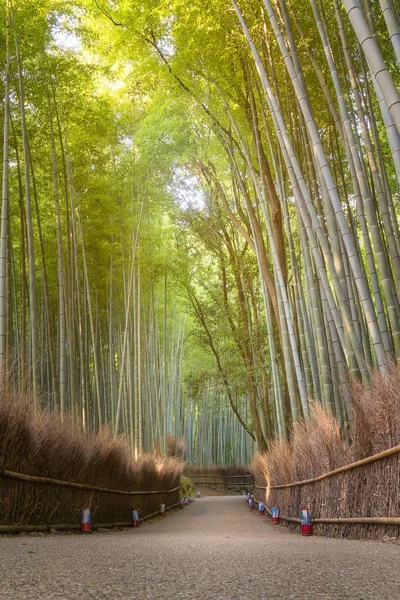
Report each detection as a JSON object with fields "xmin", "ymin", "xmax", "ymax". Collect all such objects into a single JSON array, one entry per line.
[{"xmin": 0, "ymin": 0, "xmax": 400, "ymax": 462}]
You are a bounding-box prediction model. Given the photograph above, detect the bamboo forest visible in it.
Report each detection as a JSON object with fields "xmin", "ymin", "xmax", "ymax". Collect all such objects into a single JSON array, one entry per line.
[{"xmin": 2, "ymin": 0, "xmax": 400, "ymax": 467}]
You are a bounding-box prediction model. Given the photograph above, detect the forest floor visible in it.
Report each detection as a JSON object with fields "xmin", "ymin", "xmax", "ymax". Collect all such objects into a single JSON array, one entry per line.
[{"xmin": 0, "ymin": 495, "xmax": 399, "ymax": 599}]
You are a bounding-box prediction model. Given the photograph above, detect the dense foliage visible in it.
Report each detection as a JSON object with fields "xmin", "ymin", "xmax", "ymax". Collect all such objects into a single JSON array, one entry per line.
[{"xmin": 1, "ymin": 0, "xmax": 400, "ymax": 463}]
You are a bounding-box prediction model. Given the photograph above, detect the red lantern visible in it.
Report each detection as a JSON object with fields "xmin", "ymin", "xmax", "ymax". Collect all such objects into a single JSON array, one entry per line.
[
  {"xmin": 301, "ymin": 506, "xmax": 312, "ymax": 536},
  {"xmin": 271, "ymin": 507, "xmax": 280, "ymax": 524},
  {"xmin": 80, "ymin": 509, "xmax": 91, "ymax": 533},
  {"xmin": 131, "ymin": 510, "xmax": 139, "ymax": 527}
]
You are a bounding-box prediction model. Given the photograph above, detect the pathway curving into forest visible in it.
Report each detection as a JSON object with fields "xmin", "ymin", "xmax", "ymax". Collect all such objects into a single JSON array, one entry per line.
[{"xmin": 0, "ymin": 495, "xmax": 399, "ymax": 599}]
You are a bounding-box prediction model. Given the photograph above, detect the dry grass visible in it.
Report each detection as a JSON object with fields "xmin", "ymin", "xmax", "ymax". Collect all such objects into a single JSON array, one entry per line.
[
  {"xmin": 251, "ymin": 368, "xmax": 400, "ymax": 540},
  {"xmin": 0, "ymin": 390, "xmax": 184, "ymax": 527},
  {"xmin": 166, "ymin": 435, "xmax": 186, "ymax": 460}
]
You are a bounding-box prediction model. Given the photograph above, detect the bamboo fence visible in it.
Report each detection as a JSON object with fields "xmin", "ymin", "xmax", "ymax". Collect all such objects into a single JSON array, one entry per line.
[
  {"xmin": 253, "ymin": 443, "xmax": 400, "ymax": 538},
  {"xmin": 187, "ymin": 471, "xmax": 254, "ymax": 489},
  {"xmin": 0, "ymin": 469, "xmax": 181, "ymax": 533}
]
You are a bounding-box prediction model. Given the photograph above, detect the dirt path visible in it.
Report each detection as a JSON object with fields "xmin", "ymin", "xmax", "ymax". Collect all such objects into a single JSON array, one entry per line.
[{"xmin": 0, "ymin": 495, "xmax": 399, "ymax": 599}]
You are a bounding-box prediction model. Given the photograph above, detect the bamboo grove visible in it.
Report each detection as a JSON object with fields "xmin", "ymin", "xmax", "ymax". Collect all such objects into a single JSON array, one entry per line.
[{"xmin": 1, "ymin": 0, "xmax": 400, "ymax": 462}]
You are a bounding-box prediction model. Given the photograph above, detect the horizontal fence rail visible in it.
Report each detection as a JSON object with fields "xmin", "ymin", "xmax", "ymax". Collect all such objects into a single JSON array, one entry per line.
[
  {"xmin": 191, "ymin": 481, "xmax": 253, "ymax": 486},
  {"xmin": 252, "ymin": 498, "xmax": 400, "ymax": 527},
  {"xmin": 254, "ymin": 443, "xmax": 400, "ymax": 490},
  {"xmin": 186, "ymin": 474, "xmax": 254, "ymax": 478},
  {"xmin": 0, "ymin": 468, "xmax": 179, "ymax": 496},
  {"xmin": 188, "ymin": 472, "xmax": 254, "ymax": 487}
]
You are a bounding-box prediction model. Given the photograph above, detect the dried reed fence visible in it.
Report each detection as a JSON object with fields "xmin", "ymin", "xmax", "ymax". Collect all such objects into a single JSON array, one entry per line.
[
  {"xmin": 251, "ymin": 369, "xmax": 400, "ymax": 540},
  {"xmin": 0, "ymin": 393, "xmax": 183, "ymax": 532},
  {"xmin": 185, "ymin": 465, "xmax": 253, "ymax": 489}
]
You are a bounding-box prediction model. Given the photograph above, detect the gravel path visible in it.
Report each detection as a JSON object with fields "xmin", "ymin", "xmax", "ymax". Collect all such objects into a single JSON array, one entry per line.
[{"xmin": 0, "ymin": 495, "xmax": 399, "ymax": 599}]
